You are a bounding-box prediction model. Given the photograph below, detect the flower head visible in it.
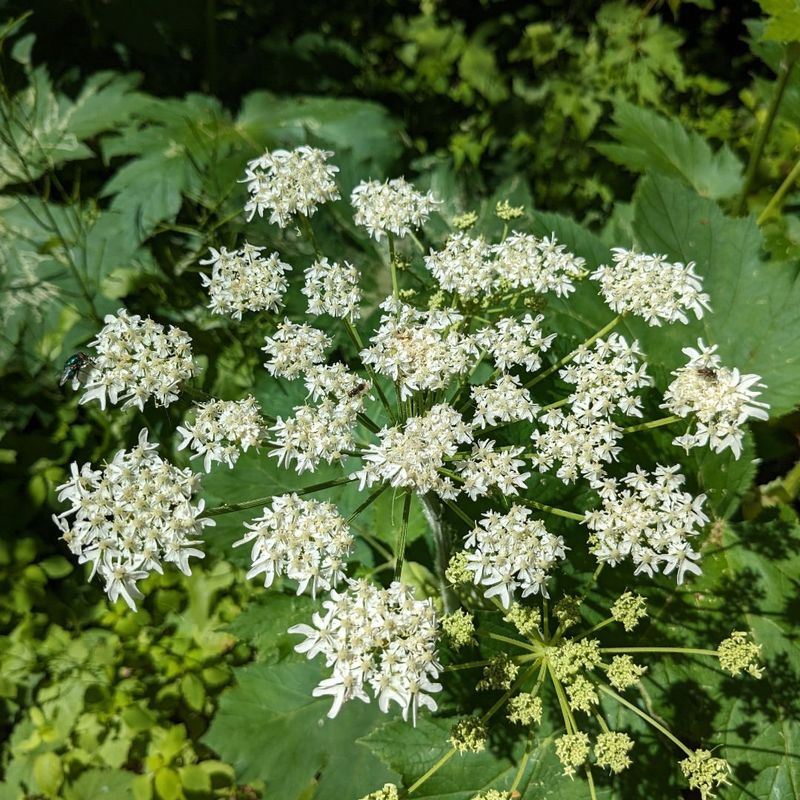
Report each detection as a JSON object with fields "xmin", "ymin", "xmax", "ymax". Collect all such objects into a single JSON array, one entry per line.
[
  {"xmin": 302, "ymin": 257, "xmax": 362, "ymax": 320},
  {"xmin": 262, "ymin": 319, "xmax": 331, "ymax": 379},
  {"xmin": 679, "ymin": 749, "xmax": 731, "ymax": 799},
  {"xmin": 351, "ymin": 177, "xmax": 438, "ymax": 240},
  {"xmin": 492, "ymin": 233, "xmax": 585, "ymax": 296},
  {"xmin": 424, "ymin": 234, "xmax": 495, "ymax": 299}
]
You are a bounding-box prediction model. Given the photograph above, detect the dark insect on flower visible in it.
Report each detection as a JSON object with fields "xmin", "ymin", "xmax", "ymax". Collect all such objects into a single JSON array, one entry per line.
[
  {"xmin": 695, "ymin": 366, "xmax": 717, "ymax": 382},
  {"xmin": 347, "ymin": 382, "xmax": 368, "ymax": 398},
  {"xmin": 60, "ymin": 352, "xmax": 94, "ymax": 387}
]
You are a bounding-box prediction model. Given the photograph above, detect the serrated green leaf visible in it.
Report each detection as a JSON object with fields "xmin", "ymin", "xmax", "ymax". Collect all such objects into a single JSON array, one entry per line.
[
  {"xmin": 202, "ymin": 661, "xmax": 397, "ymax": 798},
  {"xmin": 631, "ymin": 175, "xmax": 800, "ymax": 416},
  {"xmin": 64, "ymin": 768, "xmax": 135, "ymax": 800},
  {"xmin": 758, "ymin": 0, "xmax": 800, "ymax": 42},
  {"xmin": 596, "ymin": 102, "xmax": 743, "ymax": 199}
]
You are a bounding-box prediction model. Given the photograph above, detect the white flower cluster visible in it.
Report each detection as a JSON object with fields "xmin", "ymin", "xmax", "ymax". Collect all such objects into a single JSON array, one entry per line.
[
  {"xmin": 463, "ymin": 506, "xmax": 567, "ymax": 607},
  {"xmin": 424, "ymin": 234, "xmax": 494, "ymax": 299},
  {"xmin": 351, "ymin": 177, "xmax": 438, "ymax": 241},
  {"xmin": 662, "ymin": 340, "xmax": 769, "ymax": 459},
  {"xmin": 199, "ymin": 243, "xmax": 291, "ymax": 320},
  {"xmin": 492, "ymin": 233, "xmax": 586, "ymax": 296},
  {"xmin": 471, "ymin": 374, "xmax": 537, "ymax": 428},
  {"xmin": 80, "ymin": 309, "xmax": 197, "ymax": 411},
  {"xmin": 270, "ymin": 363, "xmax": 369, "ymax": 474},
  {"xmin": 456, "ymin": 441, "xmax": 529, "ymax": 500},
  {"xmin": 530, "ymin": 335, "xmax": 652, "ymax": 484},
  {"xmin": 242, "ymin": 146, "xmax": 340, "ymax": 225},
  {"xmin": 234, "ymin": 494, "xmax": 353, "ymax": 597},
  {"xmin": 361, "ymin": 299, "xmax": 477, "ymax": 399},
  {"xmin": 591, "ymin": 248, "xmax": 711, "ymax": 325},
  {"xmin": 584, "ymin": 465, "xmax": 708, "ymax": 583},
  {"xmin": 176, "ymin": 396, "xmax": 266, "ymax": 472},
  {"xmin": 354, "ymin": 403, "xmax": 473, "ymax": 499},
  {"xmin": 289, "ymin": 579, "xmax": 441, "ymax": 722},
  {"xmin": 53, "ymin": 429, "xmax": 212, "ymax": 610},
  {"xmin": 262, "ymin": 319, "xmax": 331, "ymax": 379},
  {"xmin": 476, "ymin": 314, "xmax": 556, "ymax": 373},
  {"xmin": 302, "ymin": 257, "xmax": 362, "ymax": 320}
]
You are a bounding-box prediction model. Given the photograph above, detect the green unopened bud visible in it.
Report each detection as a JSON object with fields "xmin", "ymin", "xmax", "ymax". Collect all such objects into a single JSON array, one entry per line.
[
  {"xmin": 594, "ymin": 731, "xmax": 633, "ymax": 773},
  {"xmin": 449, "ymin": 716, "xmax": 487, "ymax": 754},
  {"xmin": 471, "ymin": 791, "xmax": 510, "ymax": 800},
  {"xmin": 507, "ymin": 693, "xmax": 543, "ymax": 726},
  {"xmin": 359, "ymin": 783, "xmax": 399, "ymax": 800},
  {"xmin": 566, "ymin": 675, "xmax": 599, "ymax": 713},
  {"xmin": 445, "ymin": 551, "xmax": 472, "ymax": 585},
  {"xmin": 452, "ymin": 211, "xmax": 479, "ymax": 230},
  {"xmin": 504, "ymin": 604, "xmax": 541, "ymax": 638},
  {"xmin": 606, "ymin": 655, "xmax": 647, "ymax": 691},
  {"xmin": 550, "ymin": 638, "xmax": 601, "ymax": 682},
  {"xmin": 495, "ymin": 199, "xmax": 525, "ymax": 221},
  {"xmin": 554, "ymin": 595, "xmax": 582, "ymax": 629},
  {"xmin": 717, "ymin": 631, "xmax": 762, "ymax": 678},
  {"xmin": 428, "ymin": 290, "xmax": 446, "ymax": 310},
  {"xmin": 611, "ymin": 592, "xmax": 648, "ymax": 631},
  {"xmin": 477, "ymin": 653, "xmax": 519, "ymax": 691},
  {"xmin": 679, "ymin": 749, "xmax": 731, "ymax": 799},
  {"xmin": 441, "ymin": 609, "xmax": 475, "ymax": 650},
  {"xmin": 555, "ymin": 732, "xmax": 590, "ymax": 777}
]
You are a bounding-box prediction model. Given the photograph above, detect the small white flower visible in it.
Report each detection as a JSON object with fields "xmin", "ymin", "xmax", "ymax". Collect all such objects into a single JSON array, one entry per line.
[
  {"xmin": 242, "ymin": 146, "xmax": 340, "ymax": 225},
  {"xmin": 351, "ymin": 177, "xmax": 438, "ymax": 241},
  {"xmin": 471, "ymin": 374, "xmax": 538, "ymax": 429},
  {"xmin": 200, "ymin": 243, "xmax": 291, "ymax": 319},
  {"xmin": 262, "ymin": 319, "xmax": 331, "ymax": 379},
  {"xmin": 54, "ymin": 428, "xmax": 213, "ymax": 610},
  {"xmin": 289, "ymin": 579, "xmax": 441, "ymax": 724},
  {"xmin": 424, "ymin": 234, "xmax": 496, "ymax": 299},
  {"xmin": 234, "ymin": 494, "xmax": 353, "ymax": 597},
  {"xmin": 302, "ymin": 257, "xmax": 362, "ymax": 320},
  {"xmin": 476, "ymin": 314, "xmax": 556, "ymax": 373},
  {"xmin": 456, "ymin": 440, "xmax": 530, "ymax": 500},
  {"xmin": 463, "ymin": 506, "xmax": 567, "ymax": 607},
  {"xmin": 662, "ymin": 339, "xmax": 769, "ymax": 458},
  {"xmin": 79, "ymin": 309, "xmax": 197, "ymax": 411},
  {"xmin": 176, "ymin": 396, "xmax": 267, "ymax": 472},
  {"xmin": 591, "ymin": 248, "xmax": 711, "ymax": 325}
]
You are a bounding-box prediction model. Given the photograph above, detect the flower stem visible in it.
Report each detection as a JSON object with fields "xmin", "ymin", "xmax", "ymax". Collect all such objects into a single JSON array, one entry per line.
[
  {"xmin": 735, "ymin": 43, "xmax": 800, "ymax": 216},
  {"xmin": 597, "ymin": 683, "xmax": 693, "ymax": 757},
  {"xmin": 525, "ymin": 314, "xmax": 624, "ymax": 390},
  {"xmin": 388, "ymin": 232, "xmax": 399, "ymax": 298},
  {"xmin": 299, "ymin": 214, "xmax": 323, "ymax": 259},
  {"xmin": 394, "ymin": 490, "xmax": 413, "ymax": 580},
  {"xmin": 477, "ymin": 631, "xmax": 538, "ymax": 652},
  {"xmin": 600, "ymin": 646, "xmax": 717, "ymax": 656},
  {"xmin": 623, "ymin": 414, "xmax": 682, "ymax": 434},
  {"xmin": 202, "ymin": 476, "xmax": 356, "ymax": 517},
  {"xmin": 345, "ymin": 484, "xmax": 389, "ymax": 525},
  {"xmin": 757, "ymin": 154, "xmax": 800, "ymax": 224},
  {"xmin": 343, "ymin": 319, "xmax": 396, "ymax": 422},
  {"xmin": 518, "ymin": 498, "xmax": 584, "ymax": 522},
  {"xmin": 419, "ymin": 493, "xmax": 459, "ymax": 613}
]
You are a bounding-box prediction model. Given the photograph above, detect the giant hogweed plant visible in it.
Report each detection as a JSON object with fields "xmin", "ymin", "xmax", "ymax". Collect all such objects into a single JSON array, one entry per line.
[{"xmin": 53, "ymin": 145, "xmax": 773, "ymax": 800}]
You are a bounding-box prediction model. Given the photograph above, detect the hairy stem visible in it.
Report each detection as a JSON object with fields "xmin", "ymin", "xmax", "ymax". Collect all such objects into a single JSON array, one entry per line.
[{"xmin": 419, "ymin": 493, "xmax": 459, "ymax": 613}]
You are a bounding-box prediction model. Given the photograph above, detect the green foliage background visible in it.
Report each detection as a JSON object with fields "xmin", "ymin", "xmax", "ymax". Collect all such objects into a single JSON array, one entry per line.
[{"xmin": 0, "ymin": 1, "xmax": 799, "ymax": 799}]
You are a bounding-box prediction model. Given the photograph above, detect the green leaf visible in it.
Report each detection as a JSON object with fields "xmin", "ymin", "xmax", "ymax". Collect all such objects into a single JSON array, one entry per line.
[
  {"xmin": 202, "ymin": 661, "xmax": 397, "ymax": 798},
  {"xmin": 631, "ymin": 175, "xmax": 800, "ymax": 416},
  {"xmin": 153, "ymin": 768, "xmax": 182, "ymax": 800},
  {"xmin": 758, "ymin": 0, "xmax": 800, "ymax": 42},
  {"xmin": 65, "ymin": 768, "xmax": 135, "ymax": 800},
  {"xmin": 596, "ymin": 102, "xmax": 743, "ymax": 199},
  {"xmin": 33, "ymin": 752, "xmax": 63, "ymax": 797},
  {"xmin": 180, "ymin": 674, "xmax": 206, "ymax": 712},
  {"xmin": 38, "ymin": 556, "xmax": 73, "ymax": 579}
]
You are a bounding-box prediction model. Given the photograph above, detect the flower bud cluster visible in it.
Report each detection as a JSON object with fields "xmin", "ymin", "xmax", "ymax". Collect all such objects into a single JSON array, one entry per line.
[
  {"xmin": 234, "ymin": 494, "xmax": 353, "ymax": 598},
  {"xmin": 351, "ymin": 177, "xmax": 438, "ymax": 240},
  {"xmin": 80, "ymin": 309, "xmax": 197, "ymax": 411},
  {"xmin": 591, "ymin": 247, "xmax": 711, "ymax": 325},
  {"xmin": 289, "ymin": 579, "xmax": 441, "ymax": 723},
  {"xmin": 53, "ymin": 429, "xmax": 211, "ymax": 610},
  {"xmin": 176, "ymin": 396, "xmax": 266, "ymax": 472},
  {"xmin": 662, "ymin": 339, "xmax": 769, "ymax": 458},
  {"xmin": 200, "ymin": 243, "xmax": 291, "ymax": 319},
  {"xmin": 584, "ymin": 465, "xmax": 708, "ymax": 583},
  {"xmin": 242, "ymin": 146, "xmax": 340, "ymax": 225},
  {"xmin": 463, "ymin": 505, "xmax": 567, "ymax": 607}
]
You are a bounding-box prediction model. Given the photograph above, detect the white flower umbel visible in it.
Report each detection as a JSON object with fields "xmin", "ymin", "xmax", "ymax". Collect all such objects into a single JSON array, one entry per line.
[
  {"xmin": 463, "ymin": 506, "xmax": 567, "ymax": 607},
  {"xmin": 234, "ymin": 494, "xmax": 353, "ymax": 597},
  {"xmin": 262, "ymin": 319, "xmax": 331, "ymax": 380},
  {"xmin": 351, "ymin": 177, "xmax": 438, "ymax": 241},
  {"xmin": 80, "ymin": 309, "xmax": 197, "ymax": 411},
  {"xmin": 199, "ymin": 243, "xmax": 291, "ymax": 320},
  {"xmin": 424, "ymin": 234, "xmax": 496, "ymax": 299},
  {"xmin": 302, "ymin": 257, "xmax": 362, "ymax": 320},
  {"xmin": 456, "ymin": 440, "xmax": 530, "ymax": 500},
  {"xmin": 476, "ymin": 314, "xmax": 556, "ymax": 373},
  {"xmin": 471, "ymin": 374, "xmax": 538, "ymax": 429},
  {"xmin": 361, "ymin": 298, "xmax": 477, "ymax": 399},
  {"xmin": 242, "ymin": 145, "xmax": 340, "ymax": 225},
  {"xmin": 662, "ymin": 339, "xmax": 769, "ymax": 458},
  {"xmin": 491, "ymin": 233, "xmax": 586, "ymax": 296},
  {"xmin": 53, "ymin": 429, "xmax": 212, "ymax": 610},
  {"xmin": 583, "ymin": 465, "xmax": 708, "ymax": 583},
  {"xmin": 353, "ymin": 403, "xmax": 473, "ymax": 499},
  {"xmin": 591, "ymin": 248, "xmax": 711, "ymax": 325},
  {"xmin": 304, "ymin": 362, "xmax": 370, "ymax": 405},
  {"xmin": 289, "ymin": 578, "xmax": 441, "ymax": 723},
  {"xmin": 176, "ymin": 396, "xmax": 267, "ymax": 472}
]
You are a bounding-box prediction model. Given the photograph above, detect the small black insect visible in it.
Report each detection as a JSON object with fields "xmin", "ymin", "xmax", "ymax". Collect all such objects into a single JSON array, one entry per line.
[
  {"xmin": 347, "ymin": 382, "xmax": 368, "ymax": 398},
  {"xmin": 60, "ymin": 352, "xmax": 94, "ymax": 387},
  {"xmin": 695, "ymin": 366, "xmax": 717, "ymax": 381}
]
